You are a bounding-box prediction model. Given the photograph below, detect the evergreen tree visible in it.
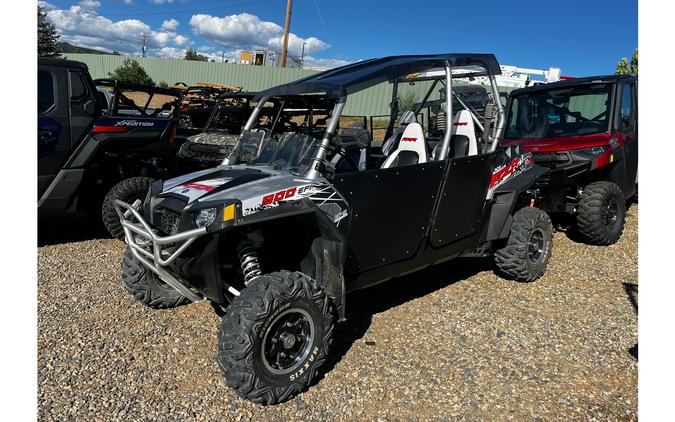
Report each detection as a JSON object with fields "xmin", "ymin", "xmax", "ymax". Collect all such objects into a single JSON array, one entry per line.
[
  {"xmin": 616, "ymin": 49, "xmax": 638, "ymax": 76},
  {"xmin": 184, "ymin": 48, "xmax": 209, "ymax": 62},
  {"xmin": 38, "ymin": 6, "xmax": 61, "ymax": 57},
  {"xmin": 108, "ymin": 59, "xmax": 155, "ymax": 86}
]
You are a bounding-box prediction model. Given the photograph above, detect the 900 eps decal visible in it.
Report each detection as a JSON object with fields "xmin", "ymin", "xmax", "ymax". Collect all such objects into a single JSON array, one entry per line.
[{"xmin": 242, "ymin": 183, "xmax": 349, "ymax": 226}]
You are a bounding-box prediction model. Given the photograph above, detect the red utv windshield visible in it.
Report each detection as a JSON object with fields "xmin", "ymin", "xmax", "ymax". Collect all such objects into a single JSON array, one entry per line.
[{"xmin": 505, "ymin": 83, "xmax": 612, "ymax": 139}]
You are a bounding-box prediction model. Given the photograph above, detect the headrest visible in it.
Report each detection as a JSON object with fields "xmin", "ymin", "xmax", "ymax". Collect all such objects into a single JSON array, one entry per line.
[{"xmin": 337, "ymin": 128, "xmax": 370, "ymax": 149}]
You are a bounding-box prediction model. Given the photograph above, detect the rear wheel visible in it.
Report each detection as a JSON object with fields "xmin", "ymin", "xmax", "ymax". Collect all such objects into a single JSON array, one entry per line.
[
  {"xmin": 576, "ymin": 181, "xmax": 625, "ymax": 245},
  {"xmin": 102, "ymin": 177, "xmax": 153, "ymax": 240},
  {"xmin": 217, "ymin": 271, "xmax": 334, "ymax": 405},
  {"xmin": 121, "ymin": 247, "xmax": 191, "ymax": 309},
  {"xmin": 495, "ymin": 207, "xmax": 553, "ymax": 282}
]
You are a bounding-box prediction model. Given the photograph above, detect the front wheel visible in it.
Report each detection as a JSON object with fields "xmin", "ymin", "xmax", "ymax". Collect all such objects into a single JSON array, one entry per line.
[
  {"xmin": 121, "ymin": 247, "xmax": 192, "ymax": 309},
  {"xmin": 217, "ymin": 271, "xmax": 335, "ymax": 405},
  {"xmin": 102, "ymin": 177, "xmax": 153, "ymax": 240},
  {"xmin": 495, "ymin": 207, "xmax": 553, "ymax": 282},
  {"xmin": 576, "ymin": 181, "xmax": 626, "ymax": 245}
]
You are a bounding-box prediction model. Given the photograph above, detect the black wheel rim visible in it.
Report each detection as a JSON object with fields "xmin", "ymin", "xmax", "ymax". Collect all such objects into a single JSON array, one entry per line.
[
  {"xmin": 603, "ymin": 197, "xmax": 619, "ymax": 228},
  {"xmin": 527, "ymin": 229, "xmax": 545, "ymax": 264},
  {"xmin": 262, "ymin": 308, "xmax": 314, "ymax": 375}
]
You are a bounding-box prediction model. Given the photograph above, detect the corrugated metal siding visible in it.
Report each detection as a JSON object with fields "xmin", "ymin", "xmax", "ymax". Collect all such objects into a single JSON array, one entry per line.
[{"xmin": 64, "ymin": 54, "xmax": 504, "ymax": 117}]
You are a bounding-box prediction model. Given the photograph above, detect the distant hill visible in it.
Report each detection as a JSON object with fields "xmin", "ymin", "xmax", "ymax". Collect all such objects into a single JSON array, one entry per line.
[{"xmin": 57, "ymin": 42, "xmax": 120, "ymax": 55}]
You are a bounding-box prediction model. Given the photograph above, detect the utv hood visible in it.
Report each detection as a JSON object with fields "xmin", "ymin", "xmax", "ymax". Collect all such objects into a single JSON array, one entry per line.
[
  {"xmin": 160, "ymin": 165, "xmax": 275, "ymax": 204},
  {"xmin": 501, "ymin": 133, "xmax": 614, "ymax": 153}
]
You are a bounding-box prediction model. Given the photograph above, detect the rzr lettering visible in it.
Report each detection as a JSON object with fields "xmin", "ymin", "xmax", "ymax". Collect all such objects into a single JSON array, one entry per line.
[
  {"xmin": 261, "ymin": 187, "xmax": 297, "ymax": 206},
  {"xmin": 401, "ymin": 137, "xmax": 417, "ymax": 142}
]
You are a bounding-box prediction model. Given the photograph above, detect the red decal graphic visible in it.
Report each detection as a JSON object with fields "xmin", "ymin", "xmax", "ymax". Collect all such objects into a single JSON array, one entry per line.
[
  {"xmin": 489, "ymin": 158, "xmax": 520, "ymax": 188},
  {"xmin": 274, "ymin": 191, "xmax": 286, "ymax": 202},
  {"xmin": 262, "ymin": 187, "xmax": 299, "ymax": 207},
  {"xmin": 261, "ymin": 194, "xmax": 274, "ymax": 205},
  {"xmin": 401, "ymin": 137, "xmax": 417, "ymax": 142},
  {"xmin": 180, "ymin": 183, "xmax": 215, "ymax": 192},
  {"xmin": 453, "ymin": 122, "xmax": 468, "ymax": 126}
]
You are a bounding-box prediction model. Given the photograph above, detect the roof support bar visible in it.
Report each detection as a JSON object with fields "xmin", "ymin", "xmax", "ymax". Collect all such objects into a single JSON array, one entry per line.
[
  {"xmin": 223, "ymin": 96, "xmax": 269, "ymax": 165},
  {"xmin": 487, "ymin": 73, "xmax": 505, "ymax": 152},
  {"xmin": 436, "ymin": 63, "xmax": 453, "ymax": 161},
  {"xmin": 306, "ymin": 96, "xmax": 347, "ymax": 179},
  {"xmin": 242, "ymin": 96, "xmax": 269, "ymax": 131}
]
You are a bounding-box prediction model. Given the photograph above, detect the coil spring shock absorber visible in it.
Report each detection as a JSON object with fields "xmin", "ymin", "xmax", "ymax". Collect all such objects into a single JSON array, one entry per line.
[{"xmin": 237, "ymin": 239, "xmax": 262, "ymax": 285}]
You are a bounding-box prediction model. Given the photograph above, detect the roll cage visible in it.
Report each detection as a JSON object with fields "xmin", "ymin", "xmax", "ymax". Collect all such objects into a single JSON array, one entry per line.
[{"xmin": 232, "ymin": 54, "xmax": 506, "ymax": 179}]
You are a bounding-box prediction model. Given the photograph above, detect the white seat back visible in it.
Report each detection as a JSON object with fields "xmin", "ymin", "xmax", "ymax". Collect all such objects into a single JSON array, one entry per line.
[
  {"xmin": 451, "ymin": 110, "xmax": 479, "ymax": 157},
  {"xmin": 381, "ymin": 111, "xmax": 417, "ymax": 156},
  {"xmin": 380, "ymin": 123, "xmax": 428, "ymax": 168}
]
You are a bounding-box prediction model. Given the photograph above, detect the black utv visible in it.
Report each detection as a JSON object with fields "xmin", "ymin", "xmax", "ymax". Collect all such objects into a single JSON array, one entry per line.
[
  {"xmin": 114, "ymin": 54, "xmax": 553, "ymax": 404},
  {"xmin": 38, "ymin": 57, "xmax": 186, "ymax": 239}
]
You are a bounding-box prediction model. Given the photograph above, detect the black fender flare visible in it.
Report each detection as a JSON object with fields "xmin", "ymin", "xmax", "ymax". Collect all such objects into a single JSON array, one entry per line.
[
  {"xmin": 237, "ymin": 198, "xmax": 348, "ymax": 321},
  {"xmin": 485, "ymin": 165, "xmax": 549, "ymax": 241}
]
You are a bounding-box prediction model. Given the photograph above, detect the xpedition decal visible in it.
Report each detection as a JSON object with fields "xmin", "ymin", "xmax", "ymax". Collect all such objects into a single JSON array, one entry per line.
[
  {"xmin": 242, "ymin": 183, "xmax": 349, "ymax": 226},
  {"xmin": 114, "ymin": 119, "xmax": 156, "ymax": 127},
  {"xmin": 486, "ymin": 153, "xmax": 534, "ymax": 199}
]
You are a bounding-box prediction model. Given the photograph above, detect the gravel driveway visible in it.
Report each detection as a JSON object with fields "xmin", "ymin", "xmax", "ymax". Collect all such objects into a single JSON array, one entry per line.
[{"xmin": 38, "ymin": 206, "xmax": 638, "ymax": 421}]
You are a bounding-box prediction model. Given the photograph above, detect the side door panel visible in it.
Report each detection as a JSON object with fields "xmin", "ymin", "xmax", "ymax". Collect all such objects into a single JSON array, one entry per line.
[
  {"xmin": 620, "ymin": 81, "xmax": 638, "ymax": 197},
  {"xmin": 38, "ymin": 66, "xmax": 72, "ymax": 198},
  {"xmin": 68, "ymin": 69, "xmax": 98, "ymax": 149},
  {"xmin": 332, "ymin": 161, "xmax": 445, "ymax": 274},
  {"xmin": 431, "ymin": 153, "xmax": 494, "ymax": 248}
]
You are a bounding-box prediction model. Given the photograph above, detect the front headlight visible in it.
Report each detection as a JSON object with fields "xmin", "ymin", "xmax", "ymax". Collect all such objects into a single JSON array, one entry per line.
[{"xmin": 195, "ymin": 208, "xmax": 217, "ymax": 228}]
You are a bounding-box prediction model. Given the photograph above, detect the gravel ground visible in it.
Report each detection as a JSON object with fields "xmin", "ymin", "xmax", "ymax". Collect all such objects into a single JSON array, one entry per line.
[{"xmin": 38, "ymin": 206, "xmax": 638, "ymax": 421}]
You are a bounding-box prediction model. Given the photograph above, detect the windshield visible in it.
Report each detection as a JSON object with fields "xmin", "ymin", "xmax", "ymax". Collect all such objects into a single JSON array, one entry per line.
[
  {"xmin": 231, "ymin": 130, "xmax": 320, "ymax": 175},
  {"xmin": 505, "ymin": 83, "xmax": 612, "ymax": 139}
]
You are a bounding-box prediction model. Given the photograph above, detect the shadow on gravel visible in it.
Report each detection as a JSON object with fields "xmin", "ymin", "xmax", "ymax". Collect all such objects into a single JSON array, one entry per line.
[
  {"xmin": 550, "ymin": 212, "xmax": 587, "ymax": 243},
  {"xmin": 318, "ymin": 257, "xmax": 493, "ymax": 380},
  {"xmin": 623, "ymin": 282, "xmax": 638, "ymax": 361},
  {"xmin": 38, "ymin": 212, "xmax": 109, "ymax": 246}
]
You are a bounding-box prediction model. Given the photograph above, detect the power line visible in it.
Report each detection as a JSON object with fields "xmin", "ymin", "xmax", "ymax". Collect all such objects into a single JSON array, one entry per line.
[
  {"xmin": 67, "ymin": 0, "xmax": 273, "ymax": 17},
  {"xmin": 311, "ymin": 0, "xmax": 331, "ymax": 45}
]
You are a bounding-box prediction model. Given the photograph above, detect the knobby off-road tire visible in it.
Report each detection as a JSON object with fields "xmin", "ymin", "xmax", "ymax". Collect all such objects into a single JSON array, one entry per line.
[
  {"xmin": 495, "ymin": 207, "xmax": 553, "ymax": 282},
  {"xmin": 217, "ymin": 271, "xmax": 335, "ymax": 405},
  {"xmin": 102, "ymin": 177, "xmax": 153, "ymax": 240},
  {"xmin": 121, "ymin": 247, "xmax": 191, "ymax": 309},
  {"xmin": 576, "ymin": 181, "xmax": 626, "ymax": 245}
]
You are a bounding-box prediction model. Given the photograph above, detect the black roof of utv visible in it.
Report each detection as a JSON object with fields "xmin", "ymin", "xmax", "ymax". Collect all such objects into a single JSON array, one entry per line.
[
  {"xmin": 509, "ymin": 74, "xmax": 636, "ymax": 96},
  {"xmin": 255, "ymin": 54, "xmax": 501, "ymax": 100}
]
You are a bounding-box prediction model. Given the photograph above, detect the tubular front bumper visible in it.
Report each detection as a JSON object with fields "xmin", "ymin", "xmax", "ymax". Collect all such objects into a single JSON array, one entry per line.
[{"xmin": 113, "ymin": 199, "xmax": 208, "ymax": 302}]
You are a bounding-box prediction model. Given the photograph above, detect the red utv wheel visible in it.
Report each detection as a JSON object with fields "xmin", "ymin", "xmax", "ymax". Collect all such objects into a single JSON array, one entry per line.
[{"xmin": 576, "ymin": 181, "xmax": 626, "ymax": 245}]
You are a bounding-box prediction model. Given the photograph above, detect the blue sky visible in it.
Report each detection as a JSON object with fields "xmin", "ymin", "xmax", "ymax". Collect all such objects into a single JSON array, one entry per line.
[{"xmin": 41, "ymin": 0, "xmax": 637, "ymax": 75}]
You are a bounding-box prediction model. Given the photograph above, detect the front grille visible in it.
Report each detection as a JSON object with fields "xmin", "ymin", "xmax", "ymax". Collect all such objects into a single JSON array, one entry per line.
[
  {"xmin": 532, "ymin": 152, "xmax": 571, "ymax": 169},
  {"xmin": 159, "ymin": 209, "xmax": 182, "ymax": 235}
]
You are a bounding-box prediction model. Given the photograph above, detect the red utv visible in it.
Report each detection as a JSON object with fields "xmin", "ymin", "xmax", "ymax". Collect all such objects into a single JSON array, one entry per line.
[{"xmin": 501, "ymin": 75, "xmax": 637, "ymax": 245}]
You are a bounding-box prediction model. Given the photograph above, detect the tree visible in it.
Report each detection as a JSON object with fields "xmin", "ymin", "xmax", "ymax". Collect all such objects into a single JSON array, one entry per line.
[
  {"xmin": 184, "ymin": 48, "xmax": 209, "ymax": 62},
  {"xmin": 108, "ymin": 59, "xmax": 155, "ymax": 86},
  {"xmin": 616, "ymin": 49, "xmax": 638, "ymax": 76},
  {"xmin": 38, "ymin": 5, "xmax": 61, "ymax": 57},
  {"xmin": 630, "ymin": 48, "xmax": 638, "ymax": 75}
]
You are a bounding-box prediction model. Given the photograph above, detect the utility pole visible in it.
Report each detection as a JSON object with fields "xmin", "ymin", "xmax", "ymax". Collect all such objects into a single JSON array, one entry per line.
[
  {"xmin": 300, "ymin": 41, "xmax": 307, "ymax": 68},
  {"xmin": 140, "ymin": 32, "xmax": 148, "ymax": 57},
  {"xmin": 280, "ymin": 0, "xmax": 292, "ymax": 67}
]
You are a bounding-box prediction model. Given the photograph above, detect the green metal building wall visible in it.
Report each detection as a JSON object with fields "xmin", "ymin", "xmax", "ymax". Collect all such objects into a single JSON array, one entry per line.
[{"xmin": 64, "ymin": 54, "xmax": 505, "ymax": 117}]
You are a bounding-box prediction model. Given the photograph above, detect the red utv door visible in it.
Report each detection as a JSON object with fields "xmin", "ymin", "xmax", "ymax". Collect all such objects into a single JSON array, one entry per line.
[{"xmin": 617, "ymin": 80, "xmax": 638, "ymax": 199}]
